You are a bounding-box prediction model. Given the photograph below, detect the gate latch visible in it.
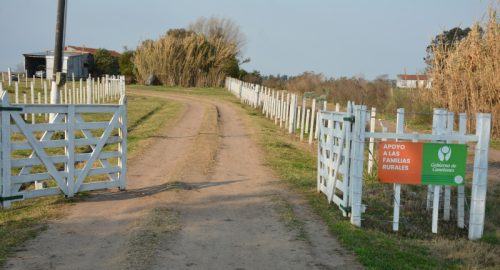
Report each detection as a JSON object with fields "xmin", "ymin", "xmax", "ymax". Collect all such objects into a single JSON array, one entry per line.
[
  {"xmin": 0, "ymin": 106, "xmax": 23, "ymax": 112},
  {"xmin": 0, "ymin": 195, "xmax": 24, "ymax": 202},
  {"xmin": 343, "ymin": 116, "xmax": 355, "ymax": 122}
]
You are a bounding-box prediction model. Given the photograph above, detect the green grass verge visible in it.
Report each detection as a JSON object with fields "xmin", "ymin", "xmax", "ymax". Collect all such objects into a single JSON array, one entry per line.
[{"xmin": 0, "ymin": 94, "xmax": 184, "ymax": 267}]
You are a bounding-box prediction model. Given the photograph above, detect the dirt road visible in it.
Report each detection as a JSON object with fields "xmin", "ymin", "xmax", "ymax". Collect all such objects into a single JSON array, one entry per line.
[{"xmin": 5, "ymin": 91, "xmax": 361, "ymax": 270}]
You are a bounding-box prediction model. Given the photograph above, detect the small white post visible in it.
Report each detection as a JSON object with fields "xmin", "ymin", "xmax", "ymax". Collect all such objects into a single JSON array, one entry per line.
[
  {"xmin": 37, "ymin": 92, "xmax": 42, "ymax": 116},
  {"xmin": 309, "ymin": 99, "xmax": 316, "ymax": 144},
  {"xmin": 15, "ymin": 82, "xmax": 19, "ymax": 103},
  {"xmin": 305, "ymin": 109, "xmax": 310, "ymax": 134},
  {"xmin": 288, "ymin": 95, "xmax": 296, "ymax": 134},
  {"xmin": 7, "ymin": 68, "xmax": 11, "ymax": 86},
  {"xmin": 30, "ymin": 82, "xmax": 35, "ymax": 124},
  {"xmin": 300, "ymin": 98, "xmax": 306, "ymax": 141},
  {"xmin": 23, "ymin": 94, "xmax": 28, "ymax": 120},
  {"xmin": 368, "ymin": 107, "xmax": 376, "ymax": 174},
  {"xmin": 297, "ymin": 106, "xmax": 302, "ymax": 130},
  {"xmin": 285, "ymin": 93, "xmax": 290, "ymax": 128},
  {"xmin": 432, "ymin": 185, "xmax": 441, "ymax": 233},
  {"xmin": 86, "ymin": 78, "xmax": 93, "ymax": 104},
  {"xmin": 468, "ymin": 113, "xmax": 491, "ymax": 240},
  {"xmin": 44, "ymin": 81, "xmax": 48, "ymax": 120}
]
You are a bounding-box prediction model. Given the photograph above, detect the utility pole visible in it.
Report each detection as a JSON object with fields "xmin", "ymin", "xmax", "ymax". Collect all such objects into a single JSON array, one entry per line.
[{"xmin": 51, "ymin": 0, "xmax": 67, "ymax": 106}]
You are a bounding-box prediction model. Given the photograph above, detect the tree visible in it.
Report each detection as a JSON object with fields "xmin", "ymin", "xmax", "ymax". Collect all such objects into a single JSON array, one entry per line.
[
  {"xmin": 93, "ymin": 49, "xmax": 119, "ymax": 76},
  {"xmin": 188, "ymin": 16, "xmax": 246, "ymax": 56},
  {"xmin": 424, "ymin": 27, "xmax": 472, "ymax": 68},
  {"xmin": 119, "ymin": 49, "xmax": 135, "ymax": 82}
]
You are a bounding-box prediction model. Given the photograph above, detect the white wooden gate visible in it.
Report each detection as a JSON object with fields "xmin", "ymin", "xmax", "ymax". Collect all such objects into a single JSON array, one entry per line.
[
  {"xmin": 0, "ymin": 91, "xmax": 127, "ymax": 208},
  {"xmin": 317, "ymin": 103, "xmax": 369, "ymax": 227}
]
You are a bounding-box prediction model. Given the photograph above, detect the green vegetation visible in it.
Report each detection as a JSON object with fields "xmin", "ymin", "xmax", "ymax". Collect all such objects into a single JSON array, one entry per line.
[
  {"xmin": 119, "ymin": 49, "xmax": 136, "ymax": 83},
  {"xmin": 92, "ymin": 48, "xmax": 119, "ymax": 76}
]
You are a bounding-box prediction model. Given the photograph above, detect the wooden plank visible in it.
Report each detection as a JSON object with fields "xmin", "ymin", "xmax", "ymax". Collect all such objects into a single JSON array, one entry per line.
[
  {"xmin": 66, "ymin": 105, "xmax": 75, "ymax": 197},
  {"xmin": 17, "ymin": 187, "xmax": 62, "ymax": 199},
  {"xmin": 12, "ymin": 172, "xmax": 55, "ymax": 184},
  {"xmin": 11, "ymin": 136, "xmax": 122, "ymax": 151},
  {"xmin": 365, "ymin": 132, "xmax": 477, "ymax": 142}
]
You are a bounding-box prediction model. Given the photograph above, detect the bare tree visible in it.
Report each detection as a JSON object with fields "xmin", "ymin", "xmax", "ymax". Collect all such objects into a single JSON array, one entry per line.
[{"xmin": 188, "ymin": 16, "xmax": 246, "ymax": 56}]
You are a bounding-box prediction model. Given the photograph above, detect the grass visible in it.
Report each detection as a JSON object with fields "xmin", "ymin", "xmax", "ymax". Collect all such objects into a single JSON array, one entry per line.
[
  {"xmin": 491, "ymin": 139, "xmax": 500, "ymax": 151},
  {"xmin": 0, "ymin": 93, "xmax": 184, "ymax": 267}
]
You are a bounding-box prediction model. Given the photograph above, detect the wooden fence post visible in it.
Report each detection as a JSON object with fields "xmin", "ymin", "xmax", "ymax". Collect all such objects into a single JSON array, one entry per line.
[
  {"xmin": 368, "ymin": 107, "xmax": 377, "ymax": 174},
  {"xmin": 350, "ymin": 105, "xmax": 367, "ymax": 227},
  {"xmin": 443, "ymin": 112, "xmax": 454, "ymax": 221},
  {"xmin": 457, "ymin": 113, "xmax": 466, "ymax": 228},
  {"xmin": 7, "ymin": 68, "xmax": 11, "ymax": 87},
  {"xmin": 393, "ymin": 108, "xmax": 404, "ymax": 231},
  {"xmin": 469, "ymin": 113, "xmax": 491, "ymax": 240},
  {"xmin": 309, "ymin": 99, "xmax": 316, "ymax": 144}
]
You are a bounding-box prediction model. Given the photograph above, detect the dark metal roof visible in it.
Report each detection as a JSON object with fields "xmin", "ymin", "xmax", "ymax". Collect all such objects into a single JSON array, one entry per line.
[{"xmin": 23, "ymin": 51, "xmax": 88, "ymax": 58}]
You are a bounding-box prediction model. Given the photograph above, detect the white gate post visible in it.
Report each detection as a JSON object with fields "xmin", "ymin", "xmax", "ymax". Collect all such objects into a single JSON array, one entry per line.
[
  {"xmin": 1, "ymin": 93, "xmax": 12, "ymax": 208},
  {"xmin": 118, "ymin": 97, "xmax": 128, "ymax": 190},
  {"xmin": 468, "ymin": 113, "xmax": 491, "ymax": 240},
  {"xmin": 350, "ymin": 105, "xmax": 367, "ymax": 227}
]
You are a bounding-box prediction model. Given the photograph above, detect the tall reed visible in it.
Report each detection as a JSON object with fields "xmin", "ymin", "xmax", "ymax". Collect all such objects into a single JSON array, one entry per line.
[{"xmin": 424, "ymin": 8, "xmax": 499, "ymax": 137}]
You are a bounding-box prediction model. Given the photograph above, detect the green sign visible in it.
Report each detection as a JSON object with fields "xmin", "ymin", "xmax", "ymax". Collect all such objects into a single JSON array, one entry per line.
[{"xmin": 421, "ymin": 143, "xmax": 467, "ymax": 185}]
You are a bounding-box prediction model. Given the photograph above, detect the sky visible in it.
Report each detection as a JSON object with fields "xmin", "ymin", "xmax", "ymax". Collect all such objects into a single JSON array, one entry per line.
[{"xmin": 0, "ymin": 0, "xmax": 493, "ymax": 79}]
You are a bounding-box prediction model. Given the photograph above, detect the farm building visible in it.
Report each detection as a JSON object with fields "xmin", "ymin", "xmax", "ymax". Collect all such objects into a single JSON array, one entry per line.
[
  {"xmin": 396, "ymin": 74, "xmax": 432, "ymax": 89},
  {"xmin": 23, "ymin": 46, "xmax": 121, "ymax": 79}
]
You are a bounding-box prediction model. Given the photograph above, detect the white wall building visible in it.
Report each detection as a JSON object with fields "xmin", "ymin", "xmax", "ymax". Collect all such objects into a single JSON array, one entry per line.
[{"xmin": 396, "ymin": 74, "xmax": 432, "ymax": 89}]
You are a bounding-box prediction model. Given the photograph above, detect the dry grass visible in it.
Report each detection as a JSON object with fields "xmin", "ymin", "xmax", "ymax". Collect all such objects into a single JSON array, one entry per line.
[
  {"xmin": 424, "ymin": 7, "xmax": 500, "ymax": 138},
  {"xmin": 133, "ymin": 22, "xmax": 239, "ymax": 88}
]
